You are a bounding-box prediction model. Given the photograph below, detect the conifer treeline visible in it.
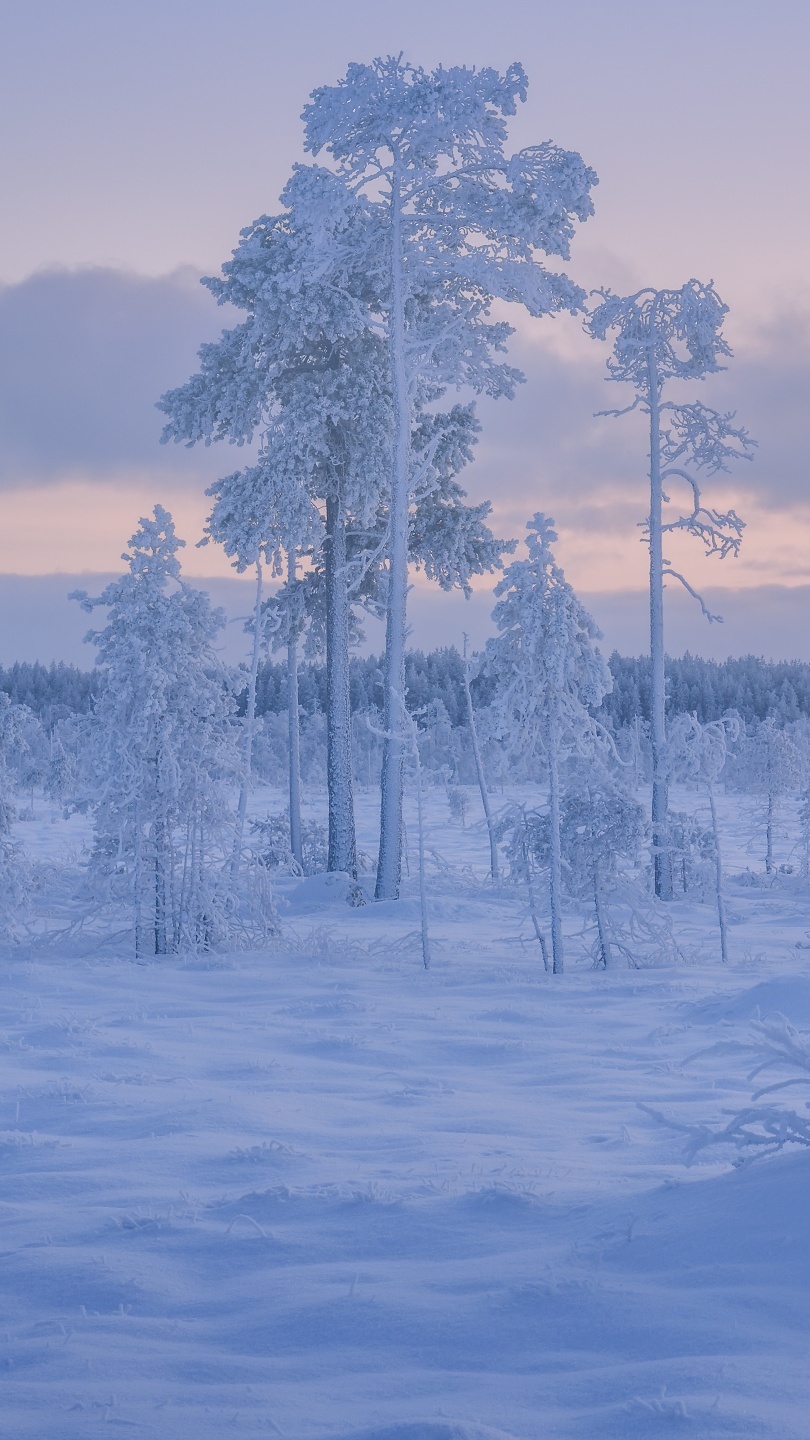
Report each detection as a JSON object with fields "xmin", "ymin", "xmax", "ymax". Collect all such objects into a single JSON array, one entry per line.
[
  {"xmin": 604, "ymin": 654, "xmax": 810, "ymax": 727},
  {"xmin": 0, "ymin": 662, "xmax": 99, "ymax": 722},
  {"xmin": 6, "ymin": 651, "xmax": 810, "ymax": 729},
  {"xmin": 240, "ymin": 651, "xmax": 810, "ymax": 728}
]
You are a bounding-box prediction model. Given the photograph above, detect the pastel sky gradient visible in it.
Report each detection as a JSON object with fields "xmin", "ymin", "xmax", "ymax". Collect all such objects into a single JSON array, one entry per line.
[{"xmin": 1, "ymin": 0, "xmax": 808, "ymax": 661}]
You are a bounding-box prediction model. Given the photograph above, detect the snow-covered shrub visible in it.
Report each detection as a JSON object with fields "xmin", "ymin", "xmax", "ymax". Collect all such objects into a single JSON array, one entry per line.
[
  {"xmin": 725, "ymin": 718, "xmax": 804, "ymax": 875},
  {"xmin": 666, "ymin": 811, "xmax": 715, "ymax": 899},
  {"xmin": 250, "ymin": 811, "xmax": 329, "ymax": 877},
  {"xmin": 661, "ymin": 1017, "xmax": 810, "ymax": 1164},
  {"xmin": 0, "ymin": 694, "xmax": 47, "ymax": 817},
  {"xmin": 447, "ymin": 786, "xmax": 469, "ymax": 827},
  {"xmin": 665, "ymin": 709, "xmax": 743, "ymax": 962},
  {"xmin": 558, "ymin": 769, "xmax": 644, "ymax": 969},
  {"xmin": 499, "ymin": 768, "xmax": 645, "ymax": 969},
  {"xmin": 0, "ymin": 835, "xmax": 31, "ymax": 943}
]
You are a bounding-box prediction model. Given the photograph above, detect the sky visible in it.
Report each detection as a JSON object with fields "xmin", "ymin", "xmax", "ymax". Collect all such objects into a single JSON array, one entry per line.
[{"xmin": 1, "ymin": 0, "xmax": 808, "ymax": 664}]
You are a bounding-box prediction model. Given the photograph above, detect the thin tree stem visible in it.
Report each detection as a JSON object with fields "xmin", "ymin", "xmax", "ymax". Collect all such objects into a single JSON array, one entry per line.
[
  {"xmin": 377, "ymin": 158, "xmax": 410, "ymax": 901},
  {"xmin": 648, "ymin": 336, "xmax": 671, "ymax": 901},
  {"xmin": 463, "ymin": 634, "xmax": 500, "ymax": 883},
  {"xmin": 325, "ymin": 493, "xmax": 357, "ymax": 875},
  {"xmin": 286, "ymin": 551, "xmax": 303, "ymax": 871},
  {"xmin": 708, "ymin": 781, "xmax": 728, "ymax": 963},
  {"xmin": 231, "ymin": 559, "xmax": 263, "ymax": 885}
]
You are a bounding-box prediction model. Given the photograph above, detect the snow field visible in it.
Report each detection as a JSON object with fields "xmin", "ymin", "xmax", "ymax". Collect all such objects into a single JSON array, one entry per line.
[{"xmin": 2, "ymin": 786, "xmax": 810, "ymax": 1437}]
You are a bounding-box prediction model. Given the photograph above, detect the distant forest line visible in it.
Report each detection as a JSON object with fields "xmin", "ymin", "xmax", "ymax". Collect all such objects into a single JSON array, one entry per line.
[{"xmin": 5, "ymin": 651, "xmax": 810, "ymax": 729}]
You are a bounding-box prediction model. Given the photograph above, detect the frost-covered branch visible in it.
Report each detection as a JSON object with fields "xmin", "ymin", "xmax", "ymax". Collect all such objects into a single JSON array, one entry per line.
[{"xmin": 662, "ymin": 568, "xmax": 723, "ymax": 623}]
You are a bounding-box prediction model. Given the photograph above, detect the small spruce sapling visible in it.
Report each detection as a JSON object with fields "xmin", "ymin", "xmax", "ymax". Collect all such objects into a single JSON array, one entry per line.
[
  {"xmin": 487, "ymin": 514, "xmax": 612, "ymax": 973},
  {"xmin": 73, "ymin": 508, "xmax": 238, "ymax": 957}
]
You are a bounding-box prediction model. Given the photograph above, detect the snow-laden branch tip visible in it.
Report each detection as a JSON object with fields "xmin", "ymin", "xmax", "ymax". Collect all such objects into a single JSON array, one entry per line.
[{"xmin": 662, "ymin": 568, "xmax": 724, "ymax": 623}]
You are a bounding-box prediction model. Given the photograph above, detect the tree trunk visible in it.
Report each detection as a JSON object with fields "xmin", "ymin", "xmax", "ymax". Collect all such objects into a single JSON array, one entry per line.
[
  {"xmin": 134, "ymin": 801, "xmax": 149, "ymax": 960},
  {"xmin": 153, "ymin": 814, "xmax": 169, "ymax": 956},
  {"xmin": 707, "ymin": 781, "xmax": 728, "ymax": 963},
  {"xmin": 325, "ymin": 492, "xmax": 357, "ymax": 875},
  {"xmin": 766, "ymin": 786, "xmax": 774, "ymax": 875},
  {"xmin": 231, "ymin": 560, "xmax": 263, "ymax": 885},
  {"xmin": 286, "ymin": 551, "xmax": 303, "ymax": 871},
  {"xmin": 463, "ymin": 637, "xmax": 500, "ymax": 883},
  {"xmin": 593, "ymin": 863, "xmax": 613, "ymax": 969},
  {"xmin": 377, "ymin": 161, "xmax": 410, "ymax": 901},
  {"xmin": 410, "ymin": 722, "xmax": 431, "ymax": 970},
  {"xmin": 547, "ymin": 711, "xmax": 564, "ymax": 974},
  {"xmin": 521, "ymin": 809, "xmax": 550, "ymax": 972},
  {"xmin": 648, "ymin": 347, "xmax": 672, "ymax": 900}
]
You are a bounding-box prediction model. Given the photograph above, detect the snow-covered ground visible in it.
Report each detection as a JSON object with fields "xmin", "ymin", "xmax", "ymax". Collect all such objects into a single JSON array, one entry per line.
[{"xmin": 3, "ymin": 786, "xmax": 810, "ymax": 1438}]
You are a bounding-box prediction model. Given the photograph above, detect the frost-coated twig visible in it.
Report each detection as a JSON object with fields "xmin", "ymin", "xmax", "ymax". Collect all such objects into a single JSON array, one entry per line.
[
  {"xmin": 412, "ymin": 720, "xmax": 431, "ymax": 971},
  {"xmin": 286, "ymin": 551, "xmax": 304, "ymax": 872},
  {"xmin": 524, "ymin": 842, "xmax": 551, "ymax": 973},
  {"xmin": 652, "ymin": 1016, "xmax": 810, "ymax": 1161},
  {"xmin": 707, "ymin": 782, "xmax": 728, "ymax": 963},
  {"xmin": 662, "ymin": 567, "xmax": 723, "ymax": 624},
  {"xmin": 232, "ymin": 559, "xmax": 265, "ymax": 885},
  {"xmin": 462, "ymin": 634, "xmax": 500, "ymax": 883}
]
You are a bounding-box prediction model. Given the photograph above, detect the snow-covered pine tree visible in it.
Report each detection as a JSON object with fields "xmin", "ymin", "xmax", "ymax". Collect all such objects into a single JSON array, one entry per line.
[
  {"xmin": 586, "ymin": 282, "xmax": 754, "ymax": 899},
  {"xmin": 486, "ymin": 514, "xmax": 612, "ymax": 973},
  {"xmin": 159, "ymin": 168, "xmax": 388, "ymax": 880},
  {"xmin": 161, "ymin": 161, "xmax": 510, "ymax": 885},
  {"xmin": 303, "ymin": 57, "xmax": 597, "ymax": 900},
  {"xmin": 73, "ymin": 508, "xmax": 238, "ymax": 957}
]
